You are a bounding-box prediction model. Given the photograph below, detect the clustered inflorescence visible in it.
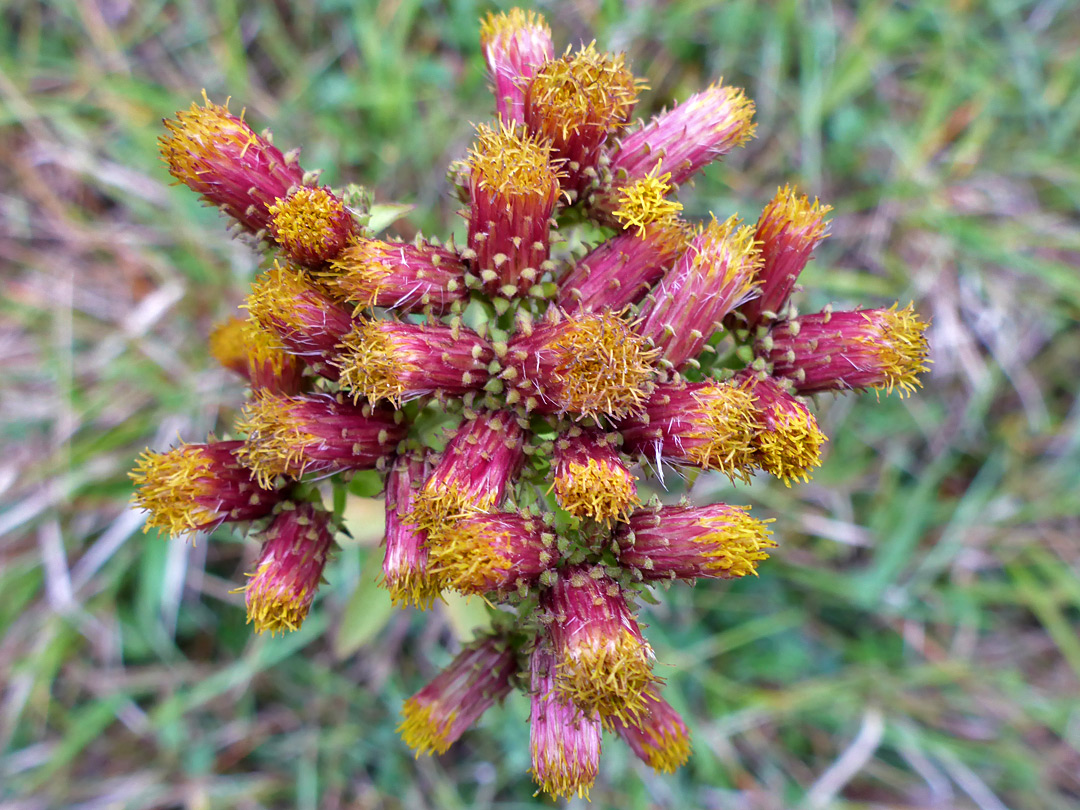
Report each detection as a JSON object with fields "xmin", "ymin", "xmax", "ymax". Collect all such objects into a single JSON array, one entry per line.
[{"xmin": 131, "ymin": 9, "xmax": 929, "ymax": 800}]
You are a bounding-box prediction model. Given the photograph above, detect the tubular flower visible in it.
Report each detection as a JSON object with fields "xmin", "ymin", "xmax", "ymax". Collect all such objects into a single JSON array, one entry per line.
[
  {"xmin": 326, "ymin": 236, "xmax": 468, "ymax": 314},
  {"xmin": 552, "ymin": 429, "xmax": 639, "ymax": 524},
  {"xmin": 609, "ymin": 690, "xmax": 692, "ymax": 773},
  {"xmin": 140, "ymin": 9, "xmax": 930, "ymax": 787},
  {"xmin": 236, "ymin": 391, "xmax": 404, "ymax": 487},
  {"xmin": 209, "ymin": 316, "xmax": 305, "ymax": 395},
  {"xmin": 244, "ymin": 262, "xmax": 354, "ymax": 378},
  {"xmin": 383, "ymin": 453, "xmax": 441, "ymax": 609},
  {"xmin": 735, "ymin": 185, "xmax": 832, "ymax": 330},
  {"xmin": 734, "ymin": 369, "xmax": 826, "ymax": 484},
  {"xmin": 614, "ymin": 503, "xmax": 775, "ymax": 582},
  {"xmin": 407, "ymin": 411, "xmax": 525, "ymax": 535},
  {"xmin": 620, "ymin": 381, "xmax": 760, "ymax": 481},
  {"xmin": 524, "ymin": 43, "xmax": 640, "ymax": 197},
  {"xmin": 466, "ymin": 122, "xmax": 560, "ymax": 298},
  {"xmin": 636, "ymin": 215, "xmax": 762, "ymax": 372},
  {"xmin": 244, "ymin": 501, "xmax": 335, "ymax": 634},
  {"xmin": 160, "ymin": 92, "xmax": 303, "ymax": 234},
  {"xmin": 600, "ymin": 81, "xmax": 755, "ymax": 207},
  {"xmin": 763, "ymin": 304, "xmax": 931, "ymax": 397},
  {"xmin": 542, "ymin": 565, "xmax": 658, "ymax": 724},
  {"xmin": 427, "ymin": 511, "xmax": 556, "ymax": 596},
  {"xmin": 480, "ymin": 9, "xmax": 554, "ymax": 124},
  {"xmin": 337, "ymin": 318, "xmax": 493, "ymax": 407},
  {"xmin": 504, "ymin": 309, "xmax": 658, "ymax": 418},
  {"xmin": 529, "ymin": 640, "xmax": 602, "ymax": 800},
  {"xmin": 398, "ymin": 636, "xmax": 517, "ymax": 756},
  {"xmin": 267, "ymin": 185, "xmax": 355, "ymax": 267},
  {"xmin": 131, "ymin": 440, "xmax": 281, "ymax": 538}
]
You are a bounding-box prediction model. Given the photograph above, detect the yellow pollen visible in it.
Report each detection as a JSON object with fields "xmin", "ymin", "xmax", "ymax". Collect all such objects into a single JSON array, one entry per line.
[
  {"xmin": 612, "ymin": 168, "xmax": 683, "ymax": 235},
  {"xmin": 469, "ymin": 122, "xmax": 560, "ymax": 200},
  {"xmin": 754, "ymin": 403, "xmax": 827, "ymax": 486},
  {"xmin": 760, "ymin": 184, "xmax": 832, "ymax": 243},
  {"xmin": 549, "ymin": 311, "xmax": 658, "ymax": 419},
  {"xmin": 693, "ymin": 82, "xmax": 757, "ymax": 145},
  {"xmin": 555, "ymin": 628, "xmax": 656, "ymax": 724},
  {"xmin": 407, "ymin": 483, "xmax": 497, "ymax": 539},
  {"xmin": 694, "ymin": 214, "xmax": 762, "ymax": 290},
  {"xmin": 426, "ymin": 520, "xmax": 513, "ymax": 594},
  {"xmin": 337, "ymin": 320, "xmax": 421, "ymax": 407},
  {"xmin": 385, "ymin": 569, "xmax": 443, "ymax": 611},
  {"xmin": 398, "ymin": 699, "xmax": 458, "ymax": 756},
  {"xmin": 129, "ymin": 445, "xmax": 221, "ymax": 537},
  {"xmin": 235, "ymin": 392, "xmax": 317, "ymax": 487},
  {"xmin": 159, "ymin": 91, "xmax": 255, "ymax": 185},
  {"xmin": 531, "ymin": 743, "xmax": 598, "ymax": 801},
  {"xmin": 684, "ymin": 384, "xmax": 759, "ymax": 480},
  {"xmin": 637, "ymin": 724, "xmax": 692, "ymax": 773},
  {"xmin": 326, "ymin": 238, "xmax": 396, "ymax": 308},
  {"xmin": 693, "ymin": 510, "xmax": 776, "ymax": 578},
  {"xmin": 244, "ymin": 261, "xmax": 324, "ymax": 334},
  {"xmin": 554, "ymin": 458, "xmax": 639, "ymax": 524},
  {"xmin": 268, "ymin": 187, "xmax": 345, "ymax": 256},
  {"xmin": 480, "ymin": 8, "xmax": 550, "ymax": 45},
  {"xmin": 244, "ymin": 561, "xmax": 314, "ymax": 635},
  {"xmin": 210, "ymin": 317, "xmax": 294, "ymax": 381},
  {"xmin": 861, "ymin": 303, "xmax": 931, "ymax": 397}
]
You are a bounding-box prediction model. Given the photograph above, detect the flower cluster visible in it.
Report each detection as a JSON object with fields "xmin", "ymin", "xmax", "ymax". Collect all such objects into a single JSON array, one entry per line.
[{"xmin": 130, "ymin": 8, "xmax": 929, "ymax": 799}]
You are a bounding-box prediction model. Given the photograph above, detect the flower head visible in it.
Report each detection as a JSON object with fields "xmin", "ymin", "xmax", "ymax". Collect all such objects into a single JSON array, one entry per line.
[
  {"xmin": 160, "ymin": 92, "xmax": 303, "ymax": 234},
  {"xmin": 525, "ymin": 43, "xmax": 640, "ymax": 196},
  {"xmin": 466, "ymin": 122, "xmax": 560, "ymax": 297},
  {"xmin": 244, "ymin": 501, "xmax": 335, "ymax": 634},
  {"xmin": 209, "ymin": 316, "xmax": 305, "ymax": 395},
  {"xmin": 542, "ymin": 565, "xmax": 658, "ymax": 724},
  {"xmin": 337, "ymin": 318, "xmax": 493, "ymax": 407},
  {"xmin": 529, "ymin": 640, "xmax": 602, "ymax": 800},
  {"xmin": 763, "ymin": 304, "xmax": 930, "ymax": 396},
  {"xmin": 552, "ymin": 429, "xmax": 639, "ymax": 524},
  {"xmin": 735, "ymin": 370, "xmax": 826, "ymax": 484},
  {"xmin": 636, "ymin": 215, "xmax": 762, "ymax": 372},
  {"xmin": 383, "ymin": 453, "xmax": 441, "ymax": 609},
  {"xmin": 398, "ymin": 635, "xmax": 517, "ymax": 756},
  {"xmin": 326, "ymin": 236, "xmax": 468, "ymax": 314},
  {"xmin": 427, "ymin": 511, "xmax": 556, "ymax": 596},
  {"xmin": 609, "ymin": 689, "xmax": 691, "ymax": 773},
  {"xmin": 615, "ymin": 503, "xmax": 774, "ymax": 582},
  {"xmin": 267, "ymin": 186, "xmax": 355, "ymax": 267},
  {"xmin": 130, "ymin": 440, "xmax": 281, "ymax": 538},
  {"xmin": 504, "ymin": 309, "xmax": 658, "ymax": 418},
  {"xmin": 481, "ymin": 9, "xmax": 554, "ymax": 124},
  {"xmin": 620, "ymin": 381, "xmax": 760, "ymax": 481},
  {"xmin": 236, "ymin": 391, "xmax": 404, "ymax": 487}
]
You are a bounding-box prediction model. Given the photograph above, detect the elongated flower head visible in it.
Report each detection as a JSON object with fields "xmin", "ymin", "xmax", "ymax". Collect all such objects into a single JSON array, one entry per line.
[
  {"xmin": 735, "ymin": 185, "xmax": 832, "ymax": 329},
  {"xmin": 529, "ymin": 640, "xmax": 602, "ymax": 800},
  {"xmin": 505, "ymin": 309, "xmax": 658, "ymax": 418},
  {"xmin": 160, "ymin": 92, "xmax": 303, "ymax": 234},
  {"xmin": 245, "ymin": 262, "xmax": 354, "ymax": 377},
  {"xmin": 244, "ymin": 501, "xmax": 335, "ymax": 634},
  {"xmin": 427, "ymin": 512, "xmax": 556, "ymax": 596},
  {"xmin": 609, "ymin": 689, "xmax": 691, "ymax": 773},
  {"xmin": 542, "ymin": 565, "xmax": 657, "ymax": 723},
  {"xmin": 552, "ymin": 429, "xmax": 639, "ymax": 524},
  {"xmin": 383, "ymin": 453, "xmax": 441, "ymax": 609},
  {"xmin": 267, "ymin": 186, "xmax": 354, "ymax": 266},
  {"xmin": 131, "ymin": 440, "xmax": 281, "ymax": 537},
  {"xmin": 481, "ymin": 9, "xmax": 554, "ymax": 124},
  {"xmin": 620, "ymin": 381, "xmax": 760, "ymax": 481},
  {"xmin": 764, "ymin": 304, "xmax": 930, "ymax": 396},
  {"xmin": 236, "ymin": 391, "xmax": 404, "ymax": 487},
  {"xmin": 408, "ymin": 411, "xmax": 525, "ymax": 534},
  {"xmin": 735, "ymin": 370, "xmax": 826, "ymax": 484},
  {"xmin": 603, "ymin": 81, "xmax": 755, "ymax": 198},
  {"xmin": 616, "ymin": 503, "xmax": 774, "ymax": 581},
  {"xmin": 398, "ymin": 636, "xmax": 517, "ymax": 756},
  {"xmin": 337, "ymin": 318, "xmax": 493, "ymax": 407},
  {"xmin": 637, "ymin": 215, "xmax": 762, "ymax": 371},
  {"xmin": 209, "ymin": 316, "xmax": 305, "ymax": 395},
  {"xmin": 525, "ymin": 43, "xmax": 640, "ymax": 196},
  {"xmin": 466, "ymin": 122, "xmax": 560, "ymax": 297},
  {"xmin": 326, "ymin": 237, "xmax": 468, "ymax": 314}
]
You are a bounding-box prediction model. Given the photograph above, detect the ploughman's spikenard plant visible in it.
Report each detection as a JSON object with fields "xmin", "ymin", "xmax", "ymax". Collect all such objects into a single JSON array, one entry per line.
[{"xmin": 131, "ymin": 9, "xmax": 929, "ymax": 799}]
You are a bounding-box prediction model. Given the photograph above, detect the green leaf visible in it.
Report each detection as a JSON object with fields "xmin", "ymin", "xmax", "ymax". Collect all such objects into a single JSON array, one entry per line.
[
  {"xmin": 333, "ymin": 549, "xmax": 394, "ymax": 658},
  {"xmin": 367, "ymin": 202, "xmax": 416, "ymax": 234}
]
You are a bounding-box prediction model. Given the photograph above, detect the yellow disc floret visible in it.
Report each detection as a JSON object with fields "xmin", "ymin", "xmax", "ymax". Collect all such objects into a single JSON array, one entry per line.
[
  {"xmin": 684, "ymin": 384, "xmax": 759, "ymax": 479},
  {"xmin": 130, "ymin": 446, "xmax": 222, "ymax": 536},
  {"xmin": 611, "ymin": 168, "xmax": 683, "ymax": 235}
]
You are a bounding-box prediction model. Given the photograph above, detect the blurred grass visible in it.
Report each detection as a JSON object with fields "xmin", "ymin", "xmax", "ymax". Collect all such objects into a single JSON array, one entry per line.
[{"xmin": 2, "ymin": 0, "xmax": 1080, "ymax": 807}]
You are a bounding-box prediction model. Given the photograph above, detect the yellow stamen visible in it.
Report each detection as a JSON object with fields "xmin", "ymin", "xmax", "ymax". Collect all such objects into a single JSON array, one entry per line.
[
  {"xmin": 683, "ymin": 384, "xmax": 759, "ymax": 479},
  {"xmin": 612, "ymin": 168, "xmax": 683, "ymax": 235},
  {"xmin": 234, "ymin": 393, "xmax": 316, "ymax": 487},
  {"xmin": 268, "ymin": 186, "xmax": 347, "ymax": 258},
  {"xmin": 480, "ymin": 8, "xmax": 550, "ymax": 45},
  {"xmin": 337, "ymin": 320, "xmax": 420, "ymax": 407},
  {"xmin": 159, "ymin": 92, "xmax": 255, "ymax": 186},
  {"xmin": 209, "ymin": 317, "xmax": 295, "ymax": 382},
  {"xmin": 555, "ymin": 629, "xmax": 656, "ymax": 724},
  {"xmin": 398, "ymin": 700, "xmax": 457, "ymax": 756},
  {"xmin": 469, "ymin": 122, "xmax": 560, "ymax": 200},
  {"xmin": 692, "ymin": 510, "xmax": 776, "ymax": 578},
  {"xmin": 554, "ymin": 458, "xmax": 639, "ymax": 524},
  {"xmin": 129, "ymin": 446, "xmax": 221, "ymax": 536},
  {"xmin": 862, "ymin": 303, "xmax": 931, "ymax": 397},
  {"xmin": 755, "ymin": 403, "xmax": 827, "ymax": 485},
  {"xmin": 759, "ymin": 184, "xmax": 832, "ymax": 243}
]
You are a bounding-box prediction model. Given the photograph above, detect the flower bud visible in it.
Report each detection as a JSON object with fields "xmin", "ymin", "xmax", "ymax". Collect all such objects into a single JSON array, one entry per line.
[
  {"xmin": 383, "ymin": 453, "xmax": 441, "ymax": 609},
  {"xmin": 209, "ymin": 317, "xmax": 305, "ymax": 395},
  {"xmin": 130, "ymin": 440, "xmax": 281, "ymax": 538},
  {"xmin": 398, "ymin": 635, "xmax": 517, "ymax": 756},
  {"xmin": 244, "ymin": 501, "xmax": 335, "ymax": 634},
  {"xmin": 236, "ymin": 391, "xmax": 404, "ymax": 487},
  {"xmin": 615, "ymin": 503, "xmax": 774, "ymax": 581},
  {"xmin": 734, "ymin": 369, "xmax": 826, "ymax": 484},
  {"xmin": 480, "ymin": 9, "xmax": 554, "ymax": 124},
  {"xmin": 763, "ymin": 304, "xmax": 930, "ymax": 397},
  {"xmin": 609, "ymin": 689, "xmax": 691, "ymax": 773},
  {"xmin": 552, "ymin": 429, "xmax": 638, "ymax": 524},
  {"xmin": 267, "ymin": 186, "xmax": 355, "ymax": 266}
]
